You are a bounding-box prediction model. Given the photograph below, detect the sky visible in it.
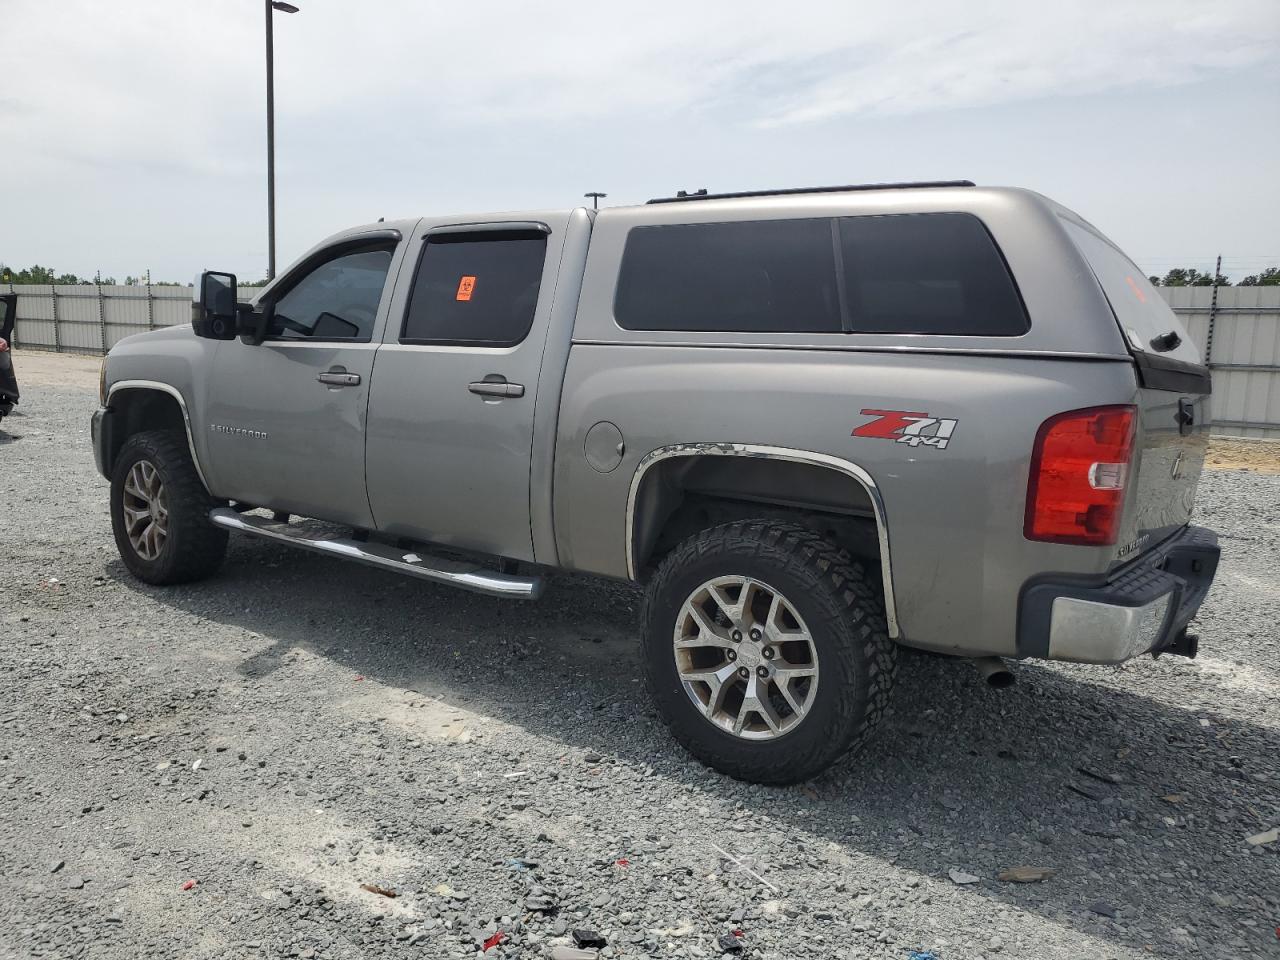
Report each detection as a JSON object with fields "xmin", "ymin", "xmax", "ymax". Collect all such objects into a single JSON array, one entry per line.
[{"xmin": 2, "ymin": 0, "xmax": 1278, "ymax": 284}]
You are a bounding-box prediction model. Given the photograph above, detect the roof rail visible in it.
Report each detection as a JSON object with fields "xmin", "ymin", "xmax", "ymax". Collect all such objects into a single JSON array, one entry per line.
[{"xmin": 646, "ymin": 180, "xmax": 976, "ymax": 204}]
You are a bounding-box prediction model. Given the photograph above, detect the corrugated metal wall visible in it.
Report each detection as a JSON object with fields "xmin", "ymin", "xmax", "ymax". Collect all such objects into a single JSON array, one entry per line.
[
  {"xmin": 1161, "ymin": 286, "xmax": 1280, "ymax": 439},
  {"xmin": 4, "ymin": 282, "xmax": 1279, "ymax": 436},
  {"xmin": 2, "ymin": 284, "xmax": 252, "ymax": 354}
]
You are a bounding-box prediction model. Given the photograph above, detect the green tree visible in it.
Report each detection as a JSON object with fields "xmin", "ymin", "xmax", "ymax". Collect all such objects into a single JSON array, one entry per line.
[
  {"xmin": 1240, "ymin": 266, "xmax": 1280, "ymax": 286},
  {"xmin": 1158, "ymin": 267, "xmax": 1230, "ymax": 287},
  {"xmin": 0, "ymin": 263, "xmax": 94, "ymax": 284}
]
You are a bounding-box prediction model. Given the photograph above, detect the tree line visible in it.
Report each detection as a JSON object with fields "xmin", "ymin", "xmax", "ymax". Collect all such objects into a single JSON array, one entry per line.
[
  {"xmin": 0, "ymin": 264, "xmax": 270, "ymax": 287},
  {"xmin": 1148, "ymin": 267, "xmax": 1279, "ymax": 287}
]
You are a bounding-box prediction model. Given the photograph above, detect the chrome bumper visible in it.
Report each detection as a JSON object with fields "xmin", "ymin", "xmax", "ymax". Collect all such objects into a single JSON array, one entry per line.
[{"xmin": 1018, "ymin": 525, "xmax": 1219, "ymax": 665}]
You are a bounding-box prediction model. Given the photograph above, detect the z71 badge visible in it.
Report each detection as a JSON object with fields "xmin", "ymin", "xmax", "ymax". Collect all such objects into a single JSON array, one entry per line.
[{"xmin": 852, "ymin": 409, "xmax": 958, "ymax": 450}]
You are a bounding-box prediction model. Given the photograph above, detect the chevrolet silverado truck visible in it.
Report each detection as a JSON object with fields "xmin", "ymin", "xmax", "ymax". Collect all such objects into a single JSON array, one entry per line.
[{"xmin": 91, "ymin": 181, "xmax": 1220, "ymax": 783}]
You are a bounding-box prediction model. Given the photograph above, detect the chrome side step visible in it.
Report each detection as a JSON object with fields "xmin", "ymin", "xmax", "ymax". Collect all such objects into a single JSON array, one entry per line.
[{"xmin": 209, "ymin": 507, "xmax": 543, "ymax": 600}]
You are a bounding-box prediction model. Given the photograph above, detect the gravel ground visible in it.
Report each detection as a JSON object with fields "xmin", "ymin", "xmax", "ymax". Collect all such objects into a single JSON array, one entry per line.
[{"xmin": 1, "ymin": 352, "xmax": 1278, "ymax": 960}]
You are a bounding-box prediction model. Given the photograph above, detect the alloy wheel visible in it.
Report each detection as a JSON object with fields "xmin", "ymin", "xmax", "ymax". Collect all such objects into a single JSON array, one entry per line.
[
  {"xmin": 121, "ymin": 459, "xmax": 168, "ymax": 561},
  {"xmin": 673, "ymin": 576, "xmax": 820, "ymax": 740}
]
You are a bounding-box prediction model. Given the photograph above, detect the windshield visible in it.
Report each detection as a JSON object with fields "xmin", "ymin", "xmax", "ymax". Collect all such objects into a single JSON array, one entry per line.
[{"xmin": 1061, "ymin": 218, "xmax": 1202, "ymax": 366}]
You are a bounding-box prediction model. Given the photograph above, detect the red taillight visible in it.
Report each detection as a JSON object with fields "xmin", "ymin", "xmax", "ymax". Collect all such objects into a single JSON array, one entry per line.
[{"xmin": 1025, "ymin": 405, "xmax": 1136, "ymax": 546}]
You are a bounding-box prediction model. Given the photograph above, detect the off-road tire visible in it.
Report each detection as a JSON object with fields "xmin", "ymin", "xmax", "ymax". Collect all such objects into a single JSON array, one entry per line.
[
  {"xmin": 110, "ymin": 430, "xmax": 228, "ymax": 585},
  {"xmin": 641, "ymin": 520, "xmax": 897, "ymax": 784}
]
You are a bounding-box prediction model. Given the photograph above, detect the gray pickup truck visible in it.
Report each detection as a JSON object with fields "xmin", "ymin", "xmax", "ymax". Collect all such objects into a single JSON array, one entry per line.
[{"xmin": 91, "ymin": 181, "xmax": 1220, "ymax": 783}]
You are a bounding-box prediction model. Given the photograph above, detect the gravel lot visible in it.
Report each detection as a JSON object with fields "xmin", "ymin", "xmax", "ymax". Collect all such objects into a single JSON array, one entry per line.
[{"xmin": 1, "ymin": 351, "xmax": 1278, "ymax": 960}]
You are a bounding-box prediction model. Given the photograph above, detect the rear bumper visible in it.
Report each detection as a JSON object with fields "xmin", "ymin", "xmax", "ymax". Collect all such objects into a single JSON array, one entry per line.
[{"xmin": 1017, "ymin": 524, "xmax": 1219, "ymax": 664}]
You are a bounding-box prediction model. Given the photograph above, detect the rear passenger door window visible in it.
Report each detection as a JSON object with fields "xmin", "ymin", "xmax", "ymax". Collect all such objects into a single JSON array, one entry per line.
[
  {"xmin": 401, "ymin": 231, "xmax": 548, "ymax": 346},
  {"xmin": 838, "ymin": 213, "xmax": 1028, "ymax": 336},
  {"xmin": 614, "ymin": 219, "xmax": 841, "ymax": 333}
]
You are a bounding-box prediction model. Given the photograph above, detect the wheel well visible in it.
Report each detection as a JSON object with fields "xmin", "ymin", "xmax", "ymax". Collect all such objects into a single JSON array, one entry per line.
[
  {"xmin": 104, "ymin": 388, "xmax": 186, "ymax": 475},
  {"xmin": 631, "ymin": 454, "xmax": 883, "ymax": 578}
]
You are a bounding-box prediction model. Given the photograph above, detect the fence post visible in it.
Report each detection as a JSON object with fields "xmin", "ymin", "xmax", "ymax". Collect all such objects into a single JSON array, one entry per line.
[
  {"xmin": 50, "ymin": 284, "xmax": 62, "ymax": 353},
  {"xmin": 97, "ymin": 276, "xmax": 107, "ymax": 354},
  {"xmin": 145, "ymin": 270, "xmax": 156, "ymax": 331},
  {"xmin": 1205, "ymin": 253, "xmax": 1221, "ymax": 366}
]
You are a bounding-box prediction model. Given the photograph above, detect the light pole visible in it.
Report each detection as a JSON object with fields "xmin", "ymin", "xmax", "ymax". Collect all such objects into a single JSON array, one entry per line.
[
  {"xmin": 584, "ymin": 191, "xmax": 606, "ymax": 210},
  {"xmin": 266, "ymin": 1, "xmax": 299, "ymax": 280}
]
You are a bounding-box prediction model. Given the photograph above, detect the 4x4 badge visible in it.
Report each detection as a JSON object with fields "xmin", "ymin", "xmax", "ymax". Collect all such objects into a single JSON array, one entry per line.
[{"xmin": 852, "ymin": 409, "xmax": 958, "ymax": 450}]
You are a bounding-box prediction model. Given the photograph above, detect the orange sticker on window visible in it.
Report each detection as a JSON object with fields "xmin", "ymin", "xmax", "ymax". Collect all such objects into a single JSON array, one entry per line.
[
  {"xmin": 456, "ymin": 275, "xmax": 476, "ymax": 301},
  {"xmin": 1124, "ymin": 275, "xmax": 1146, "ymax": 303}
]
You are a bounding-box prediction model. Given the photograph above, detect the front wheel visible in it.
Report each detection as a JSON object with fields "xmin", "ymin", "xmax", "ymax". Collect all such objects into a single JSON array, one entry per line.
[
  {"xmin": 110, "ymin": 430, "xmax": 228, "ymax": 585},
  {"xmin": 641, "ymin": 520, "xmax": 897, "ymax": 784}
]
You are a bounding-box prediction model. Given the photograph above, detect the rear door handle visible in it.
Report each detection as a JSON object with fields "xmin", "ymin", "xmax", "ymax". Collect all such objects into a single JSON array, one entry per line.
[
  {"xmin": 468, "ymin": 378, "xmax": 525, "ymax": 399},
  {"xmin": 317, "ymin": 369, "xmax": 361, "ymax": 387}
]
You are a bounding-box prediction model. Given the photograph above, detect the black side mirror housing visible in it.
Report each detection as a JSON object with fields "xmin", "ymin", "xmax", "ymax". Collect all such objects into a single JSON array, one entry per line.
[
  {"xmin": 238, "ymin": 302, "xmax": 271, "ymax": 346},
  {"xmin": 191, "ymin": 271, "xmax": 239, "ymax": 340}
]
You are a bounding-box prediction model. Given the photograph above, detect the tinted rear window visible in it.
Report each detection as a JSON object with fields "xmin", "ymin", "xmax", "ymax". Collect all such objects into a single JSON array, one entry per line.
[
  {"xmin": 614, "ymin": 218, "xmax": 841, "ymax": 333},
  {"xmin": 838, "ymin": 213, "xmax": 1027, "ymax": 335},
  {"xmin": 402, "ymin": 232, "xmax": 547, "ymax": 346},
  {"xmin": 1061, "ymin": 219, "xmax": 1201, "ymax": 365},
  {"xmin": 614, "ymin": 212, "xmax": 1027, "ymax": 336}
]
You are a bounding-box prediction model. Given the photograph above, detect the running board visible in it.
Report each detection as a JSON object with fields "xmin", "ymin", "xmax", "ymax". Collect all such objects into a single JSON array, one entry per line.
[{"xmin": 208, "ymin": 507, "xmax": 543, "ymax": 600}]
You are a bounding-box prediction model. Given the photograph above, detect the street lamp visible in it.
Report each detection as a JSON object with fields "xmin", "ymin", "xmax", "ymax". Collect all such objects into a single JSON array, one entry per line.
[
  {"xmin": 584, "ymin": 191, "xmax": 607, "ymax": 210},
  {"xmin": 265, "ymin": 0, "xmax": 299, "ymax": 280}
]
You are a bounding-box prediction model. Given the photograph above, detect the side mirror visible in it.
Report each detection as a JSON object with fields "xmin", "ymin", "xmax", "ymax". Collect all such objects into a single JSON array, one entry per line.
[{"xmin": 192, "ymin": 271, "xmax": 238, "ymax": 340}]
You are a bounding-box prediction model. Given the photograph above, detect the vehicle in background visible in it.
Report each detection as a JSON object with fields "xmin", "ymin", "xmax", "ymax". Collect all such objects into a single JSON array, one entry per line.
[{"xmin": 0, "ymin": 293, "xmax": 19, "ymax": 421}]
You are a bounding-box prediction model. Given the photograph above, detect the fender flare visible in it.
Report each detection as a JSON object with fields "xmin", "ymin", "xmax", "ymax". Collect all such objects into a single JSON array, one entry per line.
[
  {"xmin": 106, "ymin": 380, "xmax": 211, "ymax": 492},
  {"xmin": 625, "ymin": 442, "xmax": 900, "ymax": 638}
]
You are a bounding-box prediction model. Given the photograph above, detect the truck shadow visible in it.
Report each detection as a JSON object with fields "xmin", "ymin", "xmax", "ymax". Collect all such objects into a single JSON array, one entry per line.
[{"xmin": 116, "ymin": 538, "xmax": 1275, "ymax": 957}]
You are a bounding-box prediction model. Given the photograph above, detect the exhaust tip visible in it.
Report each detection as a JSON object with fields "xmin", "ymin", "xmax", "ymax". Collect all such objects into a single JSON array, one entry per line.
[
  {"xmin": 985, "ymin": 669, "xmax": 1016, "ymax": 689},
  {"xmin": 973, "ymin": 656, "xmax": 1016, "ymax": 689}
]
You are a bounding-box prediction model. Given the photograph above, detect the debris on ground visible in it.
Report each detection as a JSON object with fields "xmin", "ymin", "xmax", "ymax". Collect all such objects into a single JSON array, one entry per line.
[
  {"xmin": 717, "ymin": 930, "xmax": 746, "ymax": 952},
  {"xmin": 571, "ymin": 929, "xmax": 607, "ymax": 948},
  {"xmin": 1066, "ymin": 783, "xmax": 1103, "ymax": 802},
  {"xmin": 998, "ymin": 866, "xmax": 1055, "ymax": 883},
  {"xmin": 947, "ymin": 869, "xmax": 980, "ymax": 885},
  {"xmin": 907, "ymin": 950, "xmax": 939, "ymax": 960},
  {"xmin": 1245, "ymin": 827, "xmax": 1278, "ymax": 846},
  {"xmin": 1088, "ymin": 900, "xmax": 1118, "ymax": 918},
  {"xmin": 359, "ymin": 883, "xmax": 397, "ymax": 898},
  {"xmin": 524, "ymin": 888, "xmax": 559, "ymax": 912},
  {"xmin": 710, "ymin": 841, "xmax": 780, "ymax": 893},
  {"xmin": 548, "ymin": 947, "xmax": 597, "ymax": 960},
  {"xmin": 181, "ymin": 880, "xmax": 197, "ymax": 891},
  {"xmin": 481, "ymin": 931, "xmax": 505, "ymax": 951}
]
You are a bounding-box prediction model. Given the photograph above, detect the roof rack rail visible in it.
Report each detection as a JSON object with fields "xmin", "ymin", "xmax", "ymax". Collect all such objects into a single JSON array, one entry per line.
[{"xmin": 646, "ymin": 180, "xmax": 976, "ymax": 204}]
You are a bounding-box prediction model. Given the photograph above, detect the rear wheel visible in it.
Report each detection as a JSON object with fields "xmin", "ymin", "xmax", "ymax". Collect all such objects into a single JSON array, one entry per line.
[
  {"xmin": 641, "ymin": 520, "xmax": 896, "ymax": 784},
  {"xmin": 110, "ymin": 430, "xmax": 227, "ymax": 584}
]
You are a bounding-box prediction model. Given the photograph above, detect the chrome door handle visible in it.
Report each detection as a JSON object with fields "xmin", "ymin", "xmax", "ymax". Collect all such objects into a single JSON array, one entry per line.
[
  {"xmin": 317, "ymin": 371, "xmax": 361, "ymax": 387},
  {"xmin": 468, "ymin": 379, "xmax": 525, "ymax": 399}
]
